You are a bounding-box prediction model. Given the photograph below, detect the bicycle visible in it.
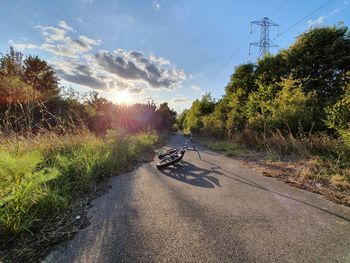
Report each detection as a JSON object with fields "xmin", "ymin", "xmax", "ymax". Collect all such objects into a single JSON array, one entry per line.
[{"xmin": 155, "ymin": 136, "xmax": 201, "ymax": 169}]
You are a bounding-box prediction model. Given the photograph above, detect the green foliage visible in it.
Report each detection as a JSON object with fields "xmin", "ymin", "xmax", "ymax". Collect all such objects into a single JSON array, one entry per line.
[
  {"xmin": 204, "ymin": 140, "xmax": 241, "ymax": 157},
  {"xmin": 325, "ymin": 81, "xmax": 350, "ymax": 145},
  {"xmin": 225, "ymin": 63, "xmax": 257, "ymax": 95},
  {"xmin": 176, "ymin": 109, "xmax": 188, "ymax": 131},
  {"xmin": 283, "ymin": 26, "xmax": 350, "ymax": 103},
  {"xmin": 0, "ymin": 150, "xmax": 62, "ymax": 234},
  {"xmin": 23, "ymin": 55, "xmax": 59, "ymax": 96},
  {"xmin": 179, "ymin": 25, "xmax": 350, "ymax": 141},
  {"xmin": 0, "ymin": 132, "xmax": 158, "ymax": 237},
  {"xmin": 155, "ymin": 102, "xmax": 177, "ymax": 132},
  {"xmin": 245, "ymin": 84, "xmax": 276, "ymax": 131},
  {"xmin": 267, "ymin": 77, "xmax": 317, "ymax": 133},
  {"xmin": 183, "ymin": 93, "xmax": 215, "ymax": 134},
  {"xmin": 201, "ymin": 113, "xmax": 225, "ymax": 138}
]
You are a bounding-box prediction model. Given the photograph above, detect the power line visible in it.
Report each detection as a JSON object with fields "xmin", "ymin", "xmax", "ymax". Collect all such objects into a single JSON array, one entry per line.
[
  {"xmin": 208, "ymin": 35, "xmax": 251, "ymax": 85},
  {"xmin": 268, "ymin": 0, "xmax": 289, "ymax": 17},
  {"xmin": 277, "ymin": 0, "xmax": 336, "ymax": 36},
  {"xmin": 207, "ymin": 0, "xmax": 289, "ymax": 84}
]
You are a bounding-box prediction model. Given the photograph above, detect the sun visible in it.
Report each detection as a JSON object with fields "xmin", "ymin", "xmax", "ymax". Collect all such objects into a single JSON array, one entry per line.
[{"xmin": 113, "ymin": 90, "xmax": 132, "ymax": 104}]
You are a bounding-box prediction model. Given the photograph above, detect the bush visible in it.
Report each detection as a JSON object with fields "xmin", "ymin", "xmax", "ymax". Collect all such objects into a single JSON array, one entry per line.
[
  {"xmin": 325, "ymin": 81, "xmax": 350, "ymax": 146},
  {"xmin": 267, "ymin": 77, "xmax": 317, "ymax": 134},
  {"xmin": 201, "ymin": 113, "xmax": 225, "ymax": 138}
]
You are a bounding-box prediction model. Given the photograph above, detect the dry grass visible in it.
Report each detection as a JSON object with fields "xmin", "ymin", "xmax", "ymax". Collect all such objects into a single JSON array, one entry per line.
[{"xmin": 199, "ymin": 130, "xmax": 350, "ymax": 206}]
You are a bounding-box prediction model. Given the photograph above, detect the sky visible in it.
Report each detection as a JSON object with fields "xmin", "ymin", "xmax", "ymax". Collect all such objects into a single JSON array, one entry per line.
[{"xmin": 1, "ymin": 0, "xmax": 349, "ymax": 112}]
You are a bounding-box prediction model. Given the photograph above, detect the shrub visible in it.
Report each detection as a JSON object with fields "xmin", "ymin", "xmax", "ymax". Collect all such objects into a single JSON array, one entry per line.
[{"xmin": 267, "ymin": 77, "xmax": 318, "ymax": 134}]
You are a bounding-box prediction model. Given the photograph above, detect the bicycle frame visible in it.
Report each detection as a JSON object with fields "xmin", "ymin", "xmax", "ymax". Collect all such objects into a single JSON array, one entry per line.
[{"xmin": 157, "ymin": 137, "xmax": 201, "ymax": 161}]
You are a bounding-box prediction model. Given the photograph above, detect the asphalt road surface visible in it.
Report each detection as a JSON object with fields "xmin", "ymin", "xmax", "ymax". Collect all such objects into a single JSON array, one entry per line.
[{"xmin": 44, "ymin": 135, "xmax": 350, "ymax": 263}]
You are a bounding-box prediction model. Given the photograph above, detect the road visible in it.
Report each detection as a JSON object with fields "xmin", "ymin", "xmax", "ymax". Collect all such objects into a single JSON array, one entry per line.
[{"xmin": 44, "ymin": 135, "xmax": 350, "ymax": 263}]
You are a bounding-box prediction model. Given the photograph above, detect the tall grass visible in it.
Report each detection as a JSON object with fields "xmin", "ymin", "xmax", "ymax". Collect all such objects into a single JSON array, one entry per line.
[
  {"xmin": 0, "ymin": 130, "xmax": 158, "ymax": 237},
  {"xmin": 229, "ymin": 129, "xmax": 350, "ymax": 188}
]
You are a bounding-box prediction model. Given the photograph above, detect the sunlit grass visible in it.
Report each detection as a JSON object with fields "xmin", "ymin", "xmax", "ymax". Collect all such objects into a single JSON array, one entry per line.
[
  {"xmin": 0, "ymin": 131, "xmax": 158, "ymax": 237},
  {"xmin": 199, "ymin": 137, "xmax": 241, "ymax": 157}
]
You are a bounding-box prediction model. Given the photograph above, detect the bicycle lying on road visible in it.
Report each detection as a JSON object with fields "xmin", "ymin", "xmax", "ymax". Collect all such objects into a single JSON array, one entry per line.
[{"xmin": 155, "ymin": 136, "xmax": 201, "ymax": 169}]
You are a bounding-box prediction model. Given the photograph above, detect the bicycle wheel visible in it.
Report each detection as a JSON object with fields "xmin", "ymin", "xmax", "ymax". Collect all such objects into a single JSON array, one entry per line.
[{"xmin": 156, "ymin": 152, "xmax": 184, "ymax": 169}]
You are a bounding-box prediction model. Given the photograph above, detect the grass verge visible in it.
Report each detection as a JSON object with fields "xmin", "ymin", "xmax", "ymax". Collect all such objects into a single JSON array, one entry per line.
[
  {"xmin": 0, "ymin": 130, "xmax": 158, "ymax": 262},
  {"xmin": 197, "ymin": 132, "xmax": 350, "ymax": 206},
  {"xmin": 197, "ymin": 137, "xmax": 242, "ymax": 157}
]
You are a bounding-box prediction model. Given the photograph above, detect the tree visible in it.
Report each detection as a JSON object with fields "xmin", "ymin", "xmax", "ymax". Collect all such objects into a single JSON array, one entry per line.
[
  {"xmin": 225, "ymin": 63, "xmax": 257, "ymax": 95},
  {"xmin": 0, "ymin": 47, "xmax": 24, "ymax": 77},
  {"xmin": 23, "ymin": 56, "xmax": 59, "ymax": 96},
  {"xmin": 268, "ymin": 77, "xmax": 318, "ymax": 134},
  {"xmin": 325, "ymin": 79, "xmax": 350, "ymax": 145},
  {"xmin": 283, "ymin": 25, "xmax": 350, "ymax": 103},
  {"xmin": 183, "ymin": 93, "xmax": 215, "ymax": 134},
  {"xmin": 155, "ymin": 103, "xmax": 177, "ymax": 132},
  {"xmin": 176, "ymin": 109, "xmax": 188, "ymax": 131}
]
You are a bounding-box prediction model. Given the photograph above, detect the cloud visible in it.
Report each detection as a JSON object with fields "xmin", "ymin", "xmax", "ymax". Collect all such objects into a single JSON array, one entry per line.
[
  {"xmin": 35, "ymin": 25, "xmax": 67, "ymax": 43},
  {"xmin": 307, "ymin": 16, "xmax": 324, "ymax": 27},
  {"xmin": 58, "ymin": 20, "xmax": 73, "ymax": 32},
  {"xmin": 307, "ymin": 2, "xmax": 349, "ymax": 28},
  {"xmin": 153, "ymin": 1, "xmax": 160, "ymax": 11},
  {"xmin": 173, "ymin": 97, "xmax": 192, "ymax": 103},
  {"xmin": 76, "ymin": 18, "xmax": 84, "ymax": 24},
  {"xmin": 150, "ymin": 54, "xmax": 170, "ymax": 65},
  {"xmin": 94, "ymin": 49, "xmax": 186, "ymax": 89},
  {"xmin": 8, "ymin": 39, "xmax": 39, "ymax": 50},
  {"xmin": 54, "ymin": 59, "xmax": 107, "ymax": 89},
  {"xmin": 10, "ymin": 21, "xmax": 186, "ymax": 93},
  {"xmin": 190, "ymin": 85, "xmax": 201, "ymax": 92},
  {"xmin": 57, "ymin": 69, "xmax": 106, "ymax": 89},
  {"xmin": 129, "ymin": 87, "xmax": 143, "ymax": 93},
  {"xmin": 32, "ymin": 21, "xmax": 101, "ymax": 57}
]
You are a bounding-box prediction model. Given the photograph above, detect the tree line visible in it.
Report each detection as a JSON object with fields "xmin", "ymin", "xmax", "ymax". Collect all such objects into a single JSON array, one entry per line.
[
  {"xmin": 0, "ymin": 48, "xmax": 176, "ymax": 135},
  {"xmin": 178, "ymin": 25, "xmax": 350, "ymax": 145}
]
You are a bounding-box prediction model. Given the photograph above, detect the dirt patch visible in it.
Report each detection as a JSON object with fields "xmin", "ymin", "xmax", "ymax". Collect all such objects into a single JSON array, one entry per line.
[{"xmin": 237, "ymin": 153, "xmax": 350, "ymax": 207}]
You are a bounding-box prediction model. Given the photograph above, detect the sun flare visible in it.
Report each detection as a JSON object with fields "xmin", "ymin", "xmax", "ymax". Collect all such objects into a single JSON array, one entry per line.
[{"xmin": 113, "ymin": 90, "xmax": 132, "ymax": 104}]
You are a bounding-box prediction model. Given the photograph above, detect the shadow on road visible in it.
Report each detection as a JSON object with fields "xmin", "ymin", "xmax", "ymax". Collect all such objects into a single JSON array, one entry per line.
[
  {"xmin": 201, "ymin": 159, "xmax": 350, "ymax": 222},
  {"xmin": 159, "ymin": 161, "xmax": 222, "ymax": 188}
]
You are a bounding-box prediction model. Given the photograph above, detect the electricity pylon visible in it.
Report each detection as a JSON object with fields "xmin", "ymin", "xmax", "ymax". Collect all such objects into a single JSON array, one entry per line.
[{"xmin": 249, "ymin": 17, "xmax": 279, "ymax": 58}]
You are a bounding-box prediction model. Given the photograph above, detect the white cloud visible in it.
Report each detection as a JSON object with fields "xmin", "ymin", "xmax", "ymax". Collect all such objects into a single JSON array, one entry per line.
[
  {"xmin": 307, "ymin": 2, "xmax": 349, "ymax": 28},
  {"xmin": 153, "ymin": 1, "xmax": 160, "ymax": 11},
  {"xmin": 31, "ymin": 21, "xmax": 101, "ymax": 58},
  {"xmin": 10, "ymin": 20, "xmax": 186, "ymax": 93},
  {"xmin": 173, "ymin": 96, "xmax": 192, "ymax": 103},
  {"xmin": 8, "ymin": 39, "xmax": 38, "ymax": 50},
  {"xmin": 58, "ymin": 20, "xmax": 73, "ymax": 32},
  {"xmin": 190, "ymin": 85, "xmax": 201, "ymax": 92},
  {"xmin": 79, "ymin": 35, "xmax": 101, "ymax": 46},
  {"xmin": 150, "ymin": 54, "xmax": 170, "ymax": 65},
  {"xmin": 307, "ymin": 16, "xmax": 324, "ymax": 27},
  {"xmin": 35, "ymin": 25, "xmax": 67, "ymax": 43}
]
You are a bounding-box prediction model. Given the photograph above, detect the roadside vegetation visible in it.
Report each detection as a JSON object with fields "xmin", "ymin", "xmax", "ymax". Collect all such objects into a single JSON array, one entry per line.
[
  {"xmin": 177, "ymin": 25, "xmax": 350, "ymax": 203},
  {"xmin": 0, "ymin": 48, "xmax": 175, "ymax": 261}
]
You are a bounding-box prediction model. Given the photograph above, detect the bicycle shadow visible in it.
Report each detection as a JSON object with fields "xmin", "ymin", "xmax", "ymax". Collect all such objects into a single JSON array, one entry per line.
[{"xmin": 159, "ymin": 161, "xmax": 222, "ymax": 188}]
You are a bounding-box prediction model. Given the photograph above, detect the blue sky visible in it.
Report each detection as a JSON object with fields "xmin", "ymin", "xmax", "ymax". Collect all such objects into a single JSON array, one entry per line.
[{"xmin": 1, "ymin": 0, "xmax": 349, "ymax": 112}]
